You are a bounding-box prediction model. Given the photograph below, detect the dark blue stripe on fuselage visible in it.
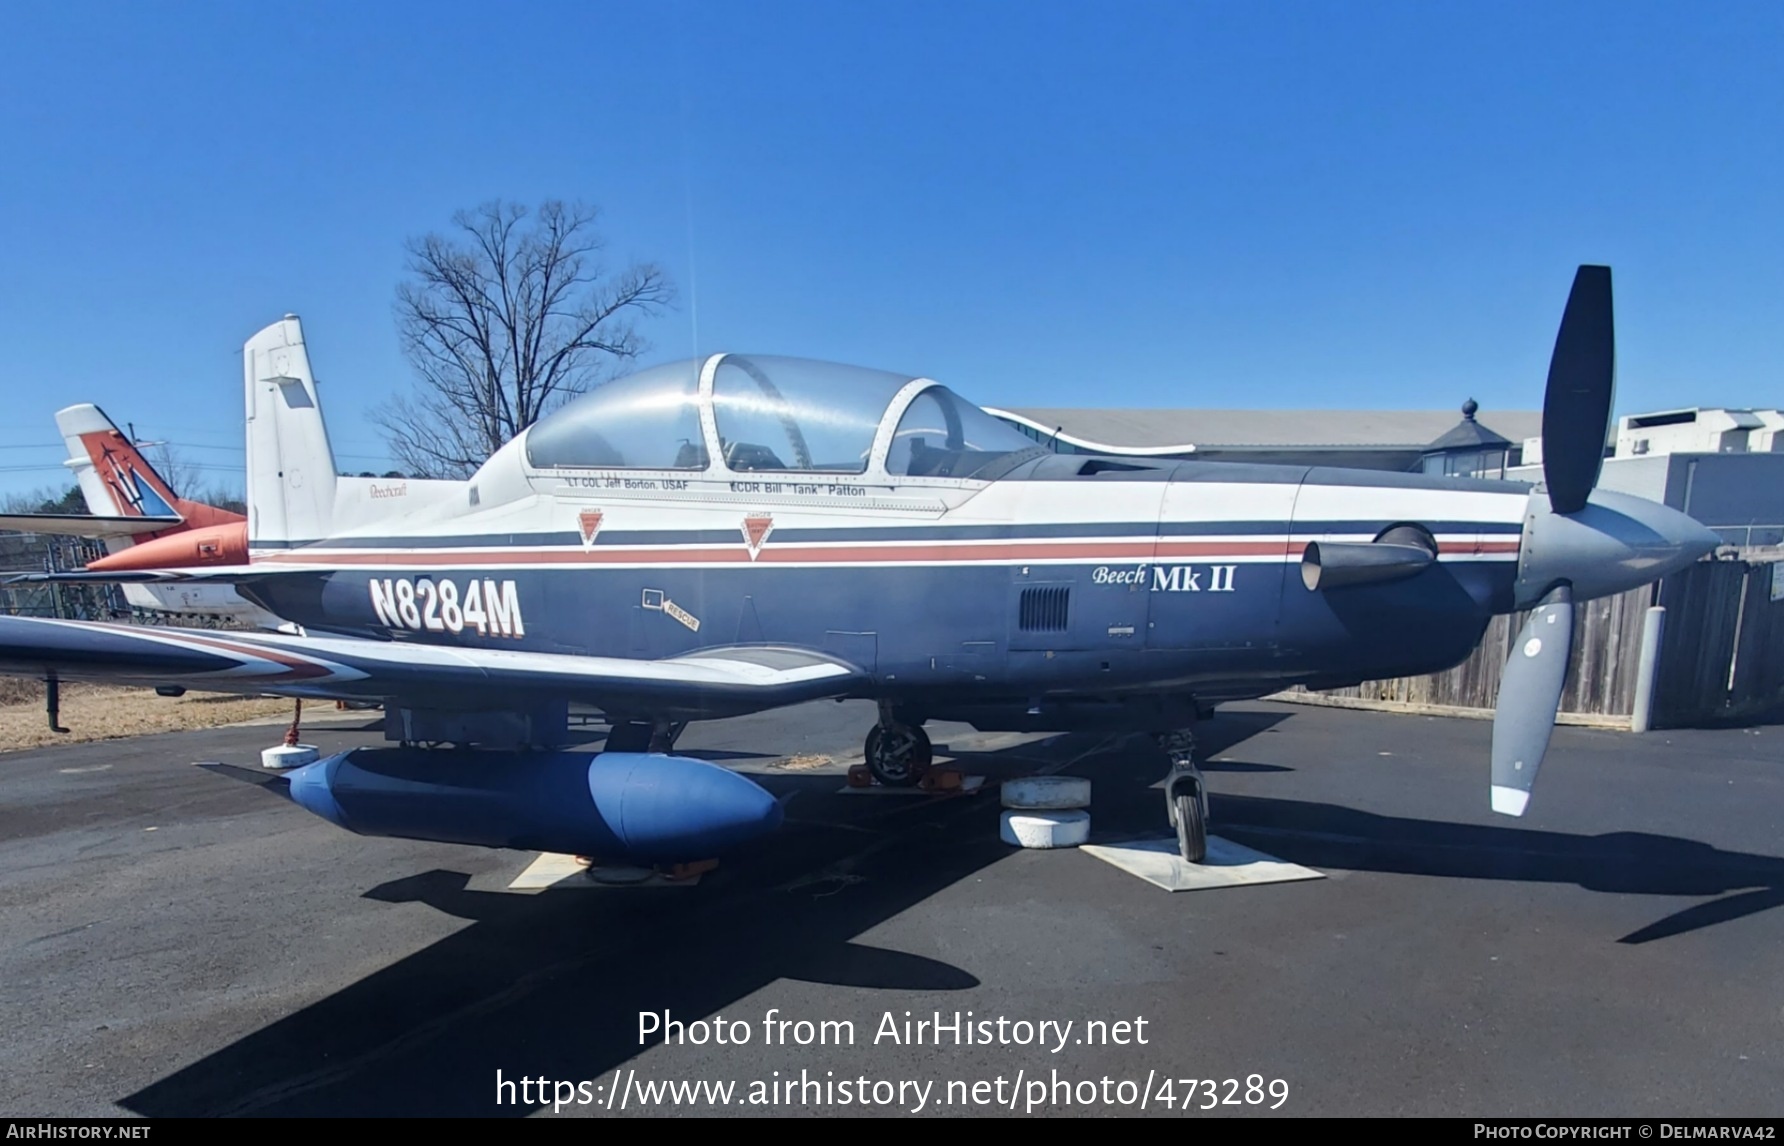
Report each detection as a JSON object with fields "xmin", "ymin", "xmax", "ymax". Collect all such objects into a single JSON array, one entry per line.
[{"xmin": 245, "ymin": 555, "xmax": 1518, "ymax": 711}]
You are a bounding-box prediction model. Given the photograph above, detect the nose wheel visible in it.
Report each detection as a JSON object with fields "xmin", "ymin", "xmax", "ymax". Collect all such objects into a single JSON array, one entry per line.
[
  {"xmin": 1169, "ymin": 782, "xmax": 1207, "ymax": 864},
  {"xmin": 865, "ymin": 722, "xmax": 932, "ymax": 787},
  {"xmin": 1158, "ymin": 728, "xmax": 1208, "ymax": 864}
]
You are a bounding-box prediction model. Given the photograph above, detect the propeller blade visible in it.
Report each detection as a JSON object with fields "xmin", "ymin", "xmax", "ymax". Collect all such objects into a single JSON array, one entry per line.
[
  {"xmin": 1540, "ymin": 265, "xmax": 1615, "ymax": 515},
  {"xmin": 1490, "ymin": 584, "xmax": 1574, "ymax": 816}
]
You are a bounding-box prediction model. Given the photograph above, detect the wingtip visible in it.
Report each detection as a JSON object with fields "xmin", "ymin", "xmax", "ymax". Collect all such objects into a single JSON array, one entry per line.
[{"xmin": 1490, "ymin": 785, "xmax": 1530, "ymax": 817}]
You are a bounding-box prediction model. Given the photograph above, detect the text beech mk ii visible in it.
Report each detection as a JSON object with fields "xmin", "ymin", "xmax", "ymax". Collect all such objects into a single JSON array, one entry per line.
[{"xmin": 0, "ymin": 267, "xmax": 1718, "ymax": 865}]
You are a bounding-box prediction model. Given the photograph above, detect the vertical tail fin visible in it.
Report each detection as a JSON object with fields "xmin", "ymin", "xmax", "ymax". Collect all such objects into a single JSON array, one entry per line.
[
  {"xmin": 52, "ymin": 406, "xmax": 243, "ymax": 555},
  {"xmin": 56, "ymin": 404, "xmax": 184, "ymax": 522},
  {"xmin": 244, "ymin": 316, "xmax": 337, "ymax": 546}
]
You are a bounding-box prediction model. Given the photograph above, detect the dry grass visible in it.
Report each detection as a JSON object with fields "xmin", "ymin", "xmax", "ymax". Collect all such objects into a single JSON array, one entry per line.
[
  {"xmin": 773, "ymin": 754, "xmax": 835, "ymax": 771},
  {"xmin": 0, "ymin": 681, "xmax": 305, "ymax": 753},
  {"xmin": 0, "ymin": 677, "xmax": 44, "ymax": 707}
]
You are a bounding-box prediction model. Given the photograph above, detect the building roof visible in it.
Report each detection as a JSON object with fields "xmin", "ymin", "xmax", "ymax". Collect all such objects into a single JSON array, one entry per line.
[
  {"xmin": 985, "ymin": 405, "xmax": 1543, "ymax": 456},
  {"xmin": 1424, "ymin": 399, "xmax": 1514, "ymax": 451}
]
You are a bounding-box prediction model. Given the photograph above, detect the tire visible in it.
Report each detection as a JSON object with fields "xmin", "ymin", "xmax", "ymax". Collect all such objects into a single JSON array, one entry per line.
[
  {"xmin": 1174, "ymin": 790, "xmax": 1207, "ymax": 864},
  {"xmin": 865, "ymin": 723, "xmax": 931, "ymax": 787}
]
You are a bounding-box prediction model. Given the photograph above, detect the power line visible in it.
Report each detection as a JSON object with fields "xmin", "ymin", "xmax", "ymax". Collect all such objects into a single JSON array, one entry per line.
[
  {"xmin": 0, "ymin": 441, "xmax": 393, "ymax": 463},
  {"xmin": 0, "ymin": 462, "xmax": 248, "ymax": 475}
]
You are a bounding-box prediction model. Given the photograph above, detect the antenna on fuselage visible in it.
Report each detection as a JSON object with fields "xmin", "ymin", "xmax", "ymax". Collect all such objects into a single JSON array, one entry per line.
[{"xmin": 677, "ymin": 2, "xmax": 700, "ymax": 359}]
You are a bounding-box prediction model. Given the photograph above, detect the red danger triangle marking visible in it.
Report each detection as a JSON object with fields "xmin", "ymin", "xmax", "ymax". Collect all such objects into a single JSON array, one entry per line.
[
  {"xmin": 579, "ymin": 509, "xmax": 604, "ymax": 547},
  {"xmin": 742, "ymin": 515, "xmax": 773, "ymax": 558}
]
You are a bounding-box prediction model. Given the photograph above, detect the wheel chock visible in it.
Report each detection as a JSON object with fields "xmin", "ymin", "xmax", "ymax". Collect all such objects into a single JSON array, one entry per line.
[
  {"xmin": 920, "ymin": 767, "xmax": 964, "ymax": 792},
  {"xmin": 662, "ymin": 859, "xmax": 719, "ymax": 881}
]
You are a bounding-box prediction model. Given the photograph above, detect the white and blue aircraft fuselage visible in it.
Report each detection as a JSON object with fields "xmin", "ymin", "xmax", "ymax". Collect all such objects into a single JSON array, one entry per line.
[{"xmin": 0, "ymin": 268, "xmax": 1719, "ymax": 865}]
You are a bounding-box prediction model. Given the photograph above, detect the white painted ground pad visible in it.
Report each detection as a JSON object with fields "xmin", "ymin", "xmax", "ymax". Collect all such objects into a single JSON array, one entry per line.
[
  {"xmin": 1080, "ymin": 835, "xmax": 1324, "ymax": 893},
  {"xmin": 507, "ymin": 852, "xmax": 702, "ymax": 890}
]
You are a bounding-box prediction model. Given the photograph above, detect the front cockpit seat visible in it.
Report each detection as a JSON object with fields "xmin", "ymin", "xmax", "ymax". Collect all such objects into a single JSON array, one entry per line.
[{"xmin": 723, "ymin": 441, "xmax": 787, "ymax": 471}]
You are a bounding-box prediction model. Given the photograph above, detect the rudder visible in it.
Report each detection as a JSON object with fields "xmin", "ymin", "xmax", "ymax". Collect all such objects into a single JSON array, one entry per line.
[{"xmin": 244, "ymin": 316, "xmax": 337, "ymax": 546}]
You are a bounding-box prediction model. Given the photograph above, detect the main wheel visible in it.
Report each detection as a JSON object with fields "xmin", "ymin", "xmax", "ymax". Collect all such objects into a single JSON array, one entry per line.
[
  {"xmin": 865, "ymin": 723, "xmax": 931, "ymax": 787},
  {"xmin": 1174, "ymin": 790, "xmax": 1207, "ymax": 864}
]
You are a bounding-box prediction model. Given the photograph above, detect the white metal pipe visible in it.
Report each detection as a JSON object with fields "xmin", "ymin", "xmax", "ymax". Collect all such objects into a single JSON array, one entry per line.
[{"xmin": 1630, "ymin": 605, "xmax": 1667, "ymax": 734}]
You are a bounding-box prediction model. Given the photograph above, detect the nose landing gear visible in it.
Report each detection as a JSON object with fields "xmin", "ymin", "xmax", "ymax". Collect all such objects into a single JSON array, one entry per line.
[{"xmin": 1158, "ymin": 728, "xmax": 1208, "ymax": 863}]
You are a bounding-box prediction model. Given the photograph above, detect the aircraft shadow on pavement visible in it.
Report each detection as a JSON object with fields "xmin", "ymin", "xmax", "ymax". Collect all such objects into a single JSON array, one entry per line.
[
  {"xmin": 123, "ymin": 716, "xmax": 1287, "ymax": 1116},
  {"xmin": 118, "ymin": 707, "xmax": 1776, "ymax": 1115},
  {"xmin": 1053, "ymin": 710, "xmax": 1784, "ymax": 949},
  {"xmin": 122, "ymin": 730, "xmax": 1182, "ymax": 1118},
  {"xmin": 1209, "ymin": 795, "xmax": 1784, "ymax": 946}
]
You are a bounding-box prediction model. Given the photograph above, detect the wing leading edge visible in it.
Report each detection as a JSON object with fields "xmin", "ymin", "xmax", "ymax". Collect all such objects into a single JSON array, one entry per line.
[{"xmin": 0, "ymin": 616, "xmax": 868, "ymax": 720}]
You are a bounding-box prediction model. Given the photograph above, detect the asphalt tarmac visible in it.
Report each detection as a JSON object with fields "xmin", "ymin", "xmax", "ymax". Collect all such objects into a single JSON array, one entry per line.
[{"xmin": 1, "ymin": 698, "xmax": 1780, "ymax": 1117}]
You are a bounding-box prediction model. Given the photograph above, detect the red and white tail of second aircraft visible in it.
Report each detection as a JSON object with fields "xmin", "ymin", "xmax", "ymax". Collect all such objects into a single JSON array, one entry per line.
[{"xmin": 0, "ymin": 405, "xmax": 272, "ymax": 624}]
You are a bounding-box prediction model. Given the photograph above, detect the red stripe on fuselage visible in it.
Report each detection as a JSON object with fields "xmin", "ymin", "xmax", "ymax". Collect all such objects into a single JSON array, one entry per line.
[{"xmin": 249, "ymin": 537, "xmax": 1520, "ymax": 567}]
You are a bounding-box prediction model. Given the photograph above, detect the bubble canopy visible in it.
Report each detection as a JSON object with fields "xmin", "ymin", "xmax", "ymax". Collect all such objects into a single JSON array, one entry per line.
[{"xmin": 523, "ymin": 353, "xmax": 1039, "ymax": 479}]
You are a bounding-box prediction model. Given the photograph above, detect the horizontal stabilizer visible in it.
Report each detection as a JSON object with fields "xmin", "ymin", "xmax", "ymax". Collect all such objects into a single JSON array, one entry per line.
[{"xmin": 0, "ymin": 513, "xmax": 183, "ymax": 538}]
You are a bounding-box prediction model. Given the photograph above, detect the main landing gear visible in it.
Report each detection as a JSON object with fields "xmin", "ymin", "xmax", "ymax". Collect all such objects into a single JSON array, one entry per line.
[
  {"xmin": 1157, "ymin": 728, "xmax": 1208, "ymax": 864},
  {"xmin": 604, "ymin": 719, "xmax": 687, "ymax": 754},
  {"xmin": 865, "ymin": 701, "xmax": 931, "ymax": 787}
]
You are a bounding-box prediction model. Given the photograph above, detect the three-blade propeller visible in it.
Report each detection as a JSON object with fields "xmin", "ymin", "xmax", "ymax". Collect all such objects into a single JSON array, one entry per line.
[{"xmin": 1489, "ymin": 266, "xmax": 1615, "ymax": 817}]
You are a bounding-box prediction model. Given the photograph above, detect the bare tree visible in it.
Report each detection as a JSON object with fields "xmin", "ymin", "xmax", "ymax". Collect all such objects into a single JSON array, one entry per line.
[
  {"xmin": 146, "ymin": 443, "xmax": 198, "ymax": 498},
  {"xmin": 374, "ymin": 200, "xmax": 674, "ymax": 479},
  {"xmin": 1, "ymin": 486, "xmax": 81, "ymax": 515},
  {"xmin": 195, "ymin": 483, "xmax": 246, "ymax": 515}
]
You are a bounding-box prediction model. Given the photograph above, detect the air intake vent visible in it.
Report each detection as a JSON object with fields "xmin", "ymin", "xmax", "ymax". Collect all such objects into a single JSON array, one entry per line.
[{"xmin": 1019, "ymin": 586, "xmax": 1070, "ymax": 632}]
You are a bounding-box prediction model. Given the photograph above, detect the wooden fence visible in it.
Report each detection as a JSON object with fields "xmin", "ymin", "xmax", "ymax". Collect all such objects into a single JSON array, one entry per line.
[{"xmin": 1281, "ymin": 555, "xmax": 1784, "ymax": 729}]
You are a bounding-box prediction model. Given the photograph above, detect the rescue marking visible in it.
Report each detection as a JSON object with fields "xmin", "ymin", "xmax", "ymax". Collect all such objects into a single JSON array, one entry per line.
[
  {"xmin": 641, "ymin": 588, "xmax": 701, "ymax": 632},
  {"xmin": 664, "ymin": 600, "xmax": 700, "ymax": 632},
  {"xmin": 370, "ymin": 577, "xmax": 526, "ymax": 637}
]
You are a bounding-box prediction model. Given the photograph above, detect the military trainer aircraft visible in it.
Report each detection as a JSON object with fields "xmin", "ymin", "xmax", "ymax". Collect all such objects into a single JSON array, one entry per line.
[{"xmin": 0, "ymin": 266, "xmax": 1720, "ymax": 865}]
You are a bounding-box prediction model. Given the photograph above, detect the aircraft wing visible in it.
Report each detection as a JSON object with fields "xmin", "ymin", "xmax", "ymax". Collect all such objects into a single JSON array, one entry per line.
[
  {"xmin": 0, "ymin": 513, "xmax": 183, "ymax": 538},
  {"xmin": 0, "ymin": 617, "xmax": 868, "ymax": 720},
  {"xmin": 6, "ymin": 566, "xmax": 265, "ymax": 584}
]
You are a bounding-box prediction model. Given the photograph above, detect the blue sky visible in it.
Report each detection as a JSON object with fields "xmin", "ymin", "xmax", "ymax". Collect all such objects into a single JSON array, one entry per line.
[{"xmin": 0, "ymin": 1, "xmax": 1779, "ymax": 500}]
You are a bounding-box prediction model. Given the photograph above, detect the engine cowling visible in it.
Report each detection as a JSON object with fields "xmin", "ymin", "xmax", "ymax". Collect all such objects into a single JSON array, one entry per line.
[{"xmin": 284, "ymin": 748, "xmax": 784, "ymax": 863}]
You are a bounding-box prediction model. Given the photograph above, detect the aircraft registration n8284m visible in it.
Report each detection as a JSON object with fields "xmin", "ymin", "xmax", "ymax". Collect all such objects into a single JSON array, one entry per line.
[{"xmin": 0, "ymin": 267, "xmax": 1719, "ymax": 865}]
